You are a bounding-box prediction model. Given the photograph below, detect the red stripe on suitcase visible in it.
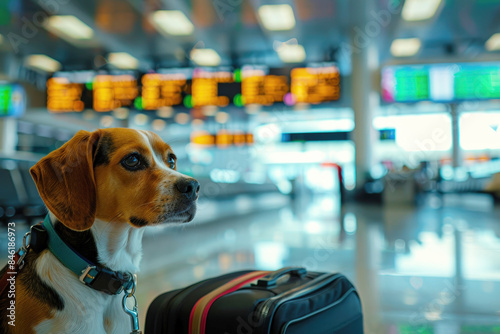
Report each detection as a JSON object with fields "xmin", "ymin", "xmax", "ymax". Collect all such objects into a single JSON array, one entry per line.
[
  {"xmin": 188, "ymin": 271, "xmax": 269, "ymax": 334},
  {"xmin": 199, "ymin": 273, "xmax": 269, "ymax": 334}
]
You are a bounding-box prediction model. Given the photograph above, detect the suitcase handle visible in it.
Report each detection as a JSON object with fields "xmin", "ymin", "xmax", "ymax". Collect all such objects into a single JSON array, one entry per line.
[{"xmin": 254, "ymin": 267, "xmax": 307, "ymax": 288}]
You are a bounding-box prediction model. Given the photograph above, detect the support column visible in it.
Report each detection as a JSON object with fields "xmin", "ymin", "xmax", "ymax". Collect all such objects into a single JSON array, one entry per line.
[
  {"xmin": 453, "ymin": 224, "xmax": 465, "ymax": 314},
  {"xmin": 0, "ymin": 117, "xmax": 17, "ymax": 155},
  {"xmin": 355, "ymin": 210, "xmax": 382, "ymax": 332},
  {"xmin": 450, "ymin": 104, "xmax": 461, "ymax": 168},
  {"xmin": 350, "ymin": 0, "xmax": 379, "ymax": 189}
]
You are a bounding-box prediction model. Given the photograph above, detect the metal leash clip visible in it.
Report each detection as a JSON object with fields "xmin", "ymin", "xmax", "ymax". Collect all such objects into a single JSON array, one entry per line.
[
  {"xmin": 122, "ymin": 274, "xmax": 142, "ymax": 334},
  {"xmin": 17, "ymin": 231, "xmax": 31, "ymax": 270}
]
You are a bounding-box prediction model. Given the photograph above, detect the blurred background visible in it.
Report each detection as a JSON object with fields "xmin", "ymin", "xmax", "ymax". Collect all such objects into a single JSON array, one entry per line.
[{"xmin": 1, "ymin": 0, "xmax": 500, "ymax": 333}]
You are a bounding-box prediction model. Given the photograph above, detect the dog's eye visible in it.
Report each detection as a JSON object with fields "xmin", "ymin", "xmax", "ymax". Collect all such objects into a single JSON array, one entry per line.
[
  {"xmin": 167, "ymin": 155, "xmax": 176, "ymax": 169},
  {"xmin": 121, "ymin": 154, "xmax": 143, "ymax": 171}
]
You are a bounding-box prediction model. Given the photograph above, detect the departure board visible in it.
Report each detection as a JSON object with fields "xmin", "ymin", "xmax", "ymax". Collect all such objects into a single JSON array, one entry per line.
[
  {"xmin": 141, "ymin": 73, "xmax": 187, "ymax": 109},
  {"xmin": 47, "ymin": 72, "xmax": 138, "ymax": 112},
  {"xmin": 241, "ymin": 66, "xmax": 289, "ymax": 105},
  {"xmin": 93, "ymin": 75, "xmax": 138, "ymax": 112},
  {"xmin": 291, "ymin": 65, "xmax": 341, "ymax": 103},
  {"xmin": 46, "ymin": 64, "xmax": 343, "ymax": 112},
  {"xmin": 455, "ymin": 65, "xmax": 500, "ymax": 100},
  {"xmin": 191, "ymin": 68, "xmax": 233, "ymax": 107},
  {"xmin": 191, "ymin": 131, "xmax": 215, "ymax": 146},
  {"xmin": 47, "ymin": 77, "xmax": 85, "ymax": 112},
  {"xmin": 382, "ymin": 62, "xmax": 500, "ymax": 103},
  {"xmin": 381, "ymin": 66, "xmax": 430, "ymax": 102},
  {"xmin": 191, "ymin": 130, "xmax": 254, "ymax": 147}
]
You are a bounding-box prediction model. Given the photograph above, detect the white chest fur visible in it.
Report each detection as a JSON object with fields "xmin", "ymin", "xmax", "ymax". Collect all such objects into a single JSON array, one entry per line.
[
  {"xmin": 91, "ymin": 219, "xmax": 145, "ymax": 273},
  {"xmin": 34, "ymin": 220, "xmax": 145, "ymax": 334}
]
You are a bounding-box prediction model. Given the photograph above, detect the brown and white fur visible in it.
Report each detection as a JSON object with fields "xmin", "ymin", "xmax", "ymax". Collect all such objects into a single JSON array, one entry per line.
[{"xmin": 0, "ymin": 128, "xmax": 199, "ymax": 334}]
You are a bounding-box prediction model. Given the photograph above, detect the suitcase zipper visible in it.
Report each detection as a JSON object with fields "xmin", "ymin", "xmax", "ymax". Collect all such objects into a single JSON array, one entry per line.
[{"xmin": 255, "ymin": 273, "xmax": 342, "ymax": 333}]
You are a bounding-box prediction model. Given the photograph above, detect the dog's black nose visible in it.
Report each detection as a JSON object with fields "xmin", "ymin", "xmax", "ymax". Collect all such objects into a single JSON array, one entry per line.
[{"xmin": 176, "ymin": 178, "xmax": 200, "ymax": 200}]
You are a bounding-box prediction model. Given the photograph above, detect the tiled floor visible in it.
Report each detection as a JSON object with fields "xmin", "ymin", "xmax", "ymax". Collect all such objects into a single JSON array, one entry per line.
[{"xmin": 137, "ymin": 192, "xmax": 500, "ymax": 333}]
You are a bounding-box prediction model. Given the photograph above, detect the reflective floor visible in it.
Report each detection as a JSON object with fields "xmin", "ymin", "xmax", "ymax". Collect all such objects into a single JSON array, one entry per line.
[
  {"xmin": 2, "ymin": 192, "xmax": 499, "ymax": 333},
  {"xmin": 137, "ymin": 192, "xmax": 500, "ymax": 334}
]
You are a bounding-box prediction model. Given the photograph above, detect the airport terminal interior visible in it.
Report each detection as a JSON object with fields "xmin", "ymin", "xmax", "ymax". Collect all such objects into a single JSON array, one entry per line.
[{"xmin": 1, "ymin": 0, "xmax": 500, "ymax": 333}]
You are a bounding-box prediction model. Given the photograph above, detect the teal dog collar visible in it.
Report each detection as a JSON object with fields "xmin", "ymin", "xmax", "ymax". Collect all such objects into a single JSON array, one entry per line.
[{"xmin": 41, "ymin": 215, "xmax": 134, "ymax": 295}]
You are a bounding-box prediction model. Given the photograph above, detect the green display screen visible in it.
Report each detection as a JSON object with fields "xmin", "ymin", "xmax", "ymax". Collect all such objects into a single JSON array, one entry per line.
[
  {"xmin": 0, "ymin": 84, "xmax": 26, "ymax": 117},
  {"xmin": 0, "ymin": 85, "xmax": 11, "ymax": 115},
  {"xmin": 394, "ymin": 68, "xmax": 430, "ymax": 102},
  {"xmin": 382, "ymin": 62, "xmax": 500, "ymax": 103},
  {"xmin": 455, "ymin": 66, "xmax": 500, "ymax": 100}
]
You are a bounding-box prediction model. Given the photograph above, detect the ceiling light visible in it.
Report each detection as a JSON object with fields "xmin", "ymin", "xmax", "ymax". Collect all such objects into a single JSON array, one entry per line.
[
  {"xmin": 402, "ymin": 0, "xmax": 442, "ymax": 21},
  {"xmin": 150, "ymin": 10, "xmax": 194, "ymax": 36},
  {"xmin": 190, "ymin": 48, "xmax": 221, "ymax": 66},
  {"xmin": 258, "ymin": 5, "xmax": 296, "ymax": 31},
  {"xmin": 44, "ymin": 15, "xmax": 94, "ymax": 41},
  {"xmin": 108, "ymin": 52, "xmax": 139, "ymax": 69},
  {"xmin": 24, "ymin": 54, "xmax": 62, "ymax": 73},
  {"xmin": 485, "ymin": 33, "xmax": 500, "ymax": 51},
  {"xmin": 390, "ymin": 38, "xmax": 422, "ymax": 57},
  {"xmin": 277, "ymin": 44, "xmax": 306, "ymax": 63}
]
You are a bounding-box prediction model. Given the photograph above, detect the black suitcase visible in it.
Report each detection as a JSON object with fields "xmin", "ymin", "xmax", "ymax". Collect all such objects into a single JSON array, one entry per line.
[{"xmin": 145, "ymin": 267, "xmax": 363, "ymax": 334}]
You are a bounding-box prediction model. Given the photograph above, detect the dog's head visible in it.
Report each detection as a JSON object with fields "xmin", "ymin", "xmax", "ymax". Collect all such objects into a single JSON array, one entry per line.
[{"xmin": 30, "ymin": 128, "xmax": 199, "ymax": 231}]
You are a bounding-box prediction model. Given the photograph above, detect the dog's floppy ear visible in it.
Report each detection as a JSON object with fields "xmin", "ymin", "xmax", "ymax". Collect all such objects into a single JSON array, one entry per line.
[{"xmin": 30, "ymin": 130, "xmax": 102, "ymax": 231}]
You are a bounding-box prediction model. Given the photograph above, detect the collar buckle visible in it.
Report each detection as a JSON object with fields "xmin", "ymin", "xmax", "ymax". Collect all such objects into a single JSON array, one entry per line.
[
  {"xmin": 79, "ymin": 265, "xmax": 97, "ymax": 284},
  {"xmin": 42, "ymin": 215, "xmax": 133, "ymax": 296},
  {"xmin": 85, "ymin": 267, "xmax": 132, "ymax": 295}
]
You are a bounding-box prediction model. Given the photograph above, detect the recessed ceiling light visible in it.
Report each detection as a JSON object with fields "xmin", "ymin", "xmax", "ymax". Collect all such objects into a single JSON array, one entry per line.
[
  {"xmin": 44, "ymin": 15, "xmax": 94, "ymax": 42},
  {"xmin": 24, "ymin": 54, "xmax": 62, "ymax": 73},
  {"xmin": 485, "ymin": 33, "xmax": 500, "ymax": 51},
  {"xmin": 150, "ymin": 10, "xmax": 194, "ymax": 36},
  {"xmin": 190, "ymin": 48, "xmax": 221, "ymax": 66},
  {"xmin": 390, "ymin": 38, "xmax": 422, "ymax": 57},
  {"xmin": 277, "ymin": 44, "xmax": 306, "ymax": 63},
  {"xmin": 258, "ymin": 5, "xmax": 296, "ymax": 31},
  {"xmin": 402, "ymin": 0, "xmax": 442, "ymax": 21},
  {"xmin": 108, "ymin": 52, "xmax": 139, "ymax": 69}
]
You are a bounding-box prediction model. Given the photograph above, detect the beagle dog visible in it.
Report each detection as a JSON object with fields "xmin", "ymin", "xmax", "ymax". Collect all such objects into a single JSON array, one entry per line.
[{"xmin": 0, "ymin": 128, "xmax": 199, "ymax": 334}]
